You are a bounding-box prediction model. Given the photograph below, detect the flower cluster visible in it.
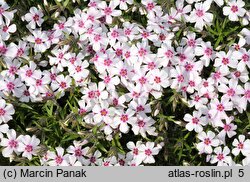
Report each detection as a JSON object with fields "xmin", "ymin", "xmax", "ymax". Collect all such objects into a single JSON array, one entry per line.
[{"xmin": 0, "ymin": 0, "xmax": 249, "ymax": 166}]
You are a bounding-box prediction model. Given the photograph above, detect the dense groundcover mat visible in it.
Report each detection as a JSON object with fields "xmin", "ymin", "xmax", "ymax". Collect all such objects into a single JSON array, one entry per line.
[{"xmin": 0, "ymin": 0, "xmax": 249, "ymax": 166}]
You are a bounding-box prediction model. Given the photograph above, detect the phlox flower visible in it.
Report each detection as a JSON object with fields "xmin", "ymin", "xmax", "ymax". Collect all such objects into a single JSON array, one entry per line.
[
  {"xmin": 27, "ymin": 30, "xmax": 49, "ymax": 52},
  {"xmin": 47, "ymin": 147, "xmax": 69, "ymax": 166},
  {"xmin": 210, "ymin": 146, "xmax": 232, "ymax": 166},
  {"xmin": 223, "ymin": 0, "xmax": 246, "ymax": 21},
  {"xmin": 184, "ymin": 111, "xmax": 207, "ymax": 133},
  {"xmin": 17, "ymin": 135, "xmax": 40, "ymax": 160},
  {"xmin": 232, "ymin": 135, "xmax": 250, "ymax": 156},
  {"xmin": 197, "ymin": 131, "xmax": 220, "ymax": 154},
  {"xmin": 98, "ymin": 1, "xmax": 122, "ymax": 24},
  {"xmin": 24, "ymin": 7, "xmax": 44, "ymax": 29},
  {"xmin": 0, "ymin": 129, "xmax": 22, "ymax": 157},
  {"xmin": 189, "ymin": 0, "xmax": 213, "ymax": 30}
]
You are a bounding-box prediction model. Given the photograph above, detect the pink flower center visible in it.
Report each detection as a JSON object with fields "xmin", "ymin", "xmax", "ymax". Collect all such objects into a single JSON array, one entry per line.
[
  {"xmin": 145, "ymin": 149, "xmax": 152, "ymax": 156},
  {"xmin": 234, "ymin": 71, "xmax": 241, "ymax": 78},
  {"xmin": 104, "ymin": 76, "xmax": 111, "ymax": 83},
  {"xmin": 179, "ymin": 54, "xmax": 186, "ymax": 62},
  {"xmin": 94, "ymin": 34, "xmax": 101, "ymax": 42},
  {"xmin": 245, "ymin": 90, "xmax": 250, "ymax": 99},
  {"xmin": 189, "ymin": 81, "xmax": 195, "ymax": 87},
  {"xmin": 35, "ymin": 38, "xmax": 42, "ymax": 44},
  {"xmin": 124, "ymin": 28, "xmax": 131, "ymax": 35},
  {"xmin": 222, "ymin": 57, "xmax": 229, "ymax": 65},
  {"xmin": 165, "ymin": 50, "xmax": 173, "ymax": 58},
  {"xmin": 75, "ymin": 65, "xmax": 82, "ymax": 72},
  {"xmin": 50, "ymin": 73, "xmax": 56, "ymax": 80},
  {"xmin": 115, "ymin": 49, "xmax": 123, "ymax": 56},
  {"xmin": 227, "ymin": 88, "xmax": 235, "ymax": 96},
  {"xmin": 203, "ymin": 81, "xmax": 209, "ymax": 87},
  {"xmin": 217, "ymin": 153, "xmax": 224, "ymax": 161},
  {"xmin": 119, "ymin": 159, "xmax": 125, "ymax": 166},
  {"xmin": 36, "ymin": 79, "xmax": 42, "ymax": 86},
  {"xmin": 2, "ymin": 25, "xmax": 8, "ymax": 32},
  {"xmin": 216, "ymin": 104, "xmax": 224, "ymax": 112},
  {"xmin": 58, "ymin": 23, "xmax": 65, "ymax": 29},
  {"xmin": 7, "ymin": 82, "xmax": 15, "ymax": 91},
  {"xmin": 138, "ymin": 48, "xmax": 147, "ymax": 57},
  {"xmin": 90, "ymin": 156, "xmax": 96, "ymax": 163},
  {"xmin": 139, "ymin": 77, "xmax": 147, "ymax": 85},
  {"xmin": 185, "ymin": 63, "xmax": 194, "ymax": 71},
  {"xmin": 25, "ymin": 145, "xmax": 33, "ymax": 152},
  {"xmin": 23, "ymin": 90, "xmax": 30, "ymax": 96},
  {"xmin": 9, "ymin": 140, "xmax": 18, "ymax": 148},
  {"xmin": 159, "ymin": 33, "xmax": 166, "ymax": 41},
  {"xmin": 238, "ymin": 142, "xmax": 244, "ymax": 149},
  {"xmin": 187, "ymin": 39, "xmax": 196, "ymax": 47},
  {"xmin": 194, "ymin": 95, "xmax": 200, "ymax": 102},
  {"xmin": 26, "ymin": 69, "xmax": 33, "ymax": 77},
  {"xmin": 111, "ymin": 30, "xmax": 119, "ymax": 38},
  {"xmin": 75, "ymin": 148, "xmax": 82, "ymax": 157},
  {"xmin": 138, "ymin": 120, "xmax": 145, "ymax": 127},
  {"xmin": 104, "ymin": 59, "xmax": 112, "ymax": 66},
  {"xmin": 205, "ymin": 48, "xmax": 212, "ymax": 56},
  {"xmin": 33, "ymin": 14, "xmax": 39, "ymax": 21},
  {"xmin": 242, "ymin": 54, "xmax": 249, "ymax": 62},
  {"xmin": 103, "ymin": 161, "xmax": 110, "ymax": 166},
  {"xmin": 58, "ymin": 53, "xmax": 64, "ymax": 59},
  {"xmin": 78, "ymin": 21, "xmax": 84, "ymax": 28},
  {"xmin": 104, "ymin": 7, "xmax": 112, "ymax": 15},
  {"xmin": 136, "ymin": 105, "xmax": 145, "ymax": 112},
  {"xmin": 196, "ymin": 9, "xmax": 204, "ymax": 17},
  {"xmin": 9, "ymin": 66, "xmax": 17, "ymax": 75},
  {"xmin": 177, "ymin": 75, "xmax": 184, "ymax": 82},
  {"xmin": 120, "ymin": 114, "xmax": 128, "ymax": 122},
  {"xmin": 88, "ymin": 91, "xmax": 95, "ymax": 99},
  {"xmin": 133, "ymin": 148, "xmax": 139, "ymax": 155},
  {"xmin": 231, "ymin": 5, "xmax": 238, "ymax": 13},
  {"xmin": 154, "ymin": 76, "xmax": 161, "ymax": 83},
  {"xmin": 100, "ymin": 109, "xmax": 108, "ymax": 116},
  {"xmin": 55, "ymin": 156, "xmax": 63, "ymax": 164},
  {"xmin": 0, "ymin": 108, "xmax": 6, "ymax": 116},
  {"xmin": 146, "ymin": 3, "xmax": 155, "ymax": 10},
  {"xmin": 204, "ymin": 138, "xmax": 211, "ymax": 145},
  {"xmin": 120, "ymin": 69, "xmax": 127, "ymax": 77},
  {"xmin": 124, "ymin": 51, "xmax": 130, "ymax": 58},
  {"xmin": 148, "ymin": 62, "xmax": 156, "ymax": 70},
  {"xmin": 192, "ymin": 117, "xmax": 199, "ymax": 124},
  {"xmin": 59, "ymin": 82, "xmax": 67, "ymax": 89},
  {"xmin": 17, "ymin": 48, "xmax": 24, "ymax": 57},
  {"xmin": 224, "ymin": 124, "xmax": 231, "ymax": 131},
  {"xmin": 213, "ymin": 71, "xmax": 221, "ymax": 80},
  {"xmin": 142, "ymin": 31, "xmax": 149, "ymax": 38}
]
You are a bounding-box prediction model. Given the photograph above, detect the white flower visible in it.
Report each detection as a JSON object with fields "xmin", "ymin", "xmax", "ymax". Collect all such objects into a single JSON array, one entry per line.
[
  {"xmin": 210, "ymin": 146, "xmax": 232, "ymax": 166},
  {"xmin": 197, "ymin": 131, "xmax": 220, "ymax": 154},
  {"xmin": 0, "ymin": 129, "xmax": 22, "ymax": 157},
  {"xmin": 47, "ymin": 147, "xmax": 69, "ymax": 166},
  {"xmin": 17, "ymin": 135, "xmax": 40, "ymax": 160},
  {"xmin": 0, "ymin": 99, "xmax": 15, "ymax": 123},
  {"xmin": 184, "ymin": 111, "xmax": 207, "ymax": 133},
  {"xmin": 223, "ymin": 0, "xmax": 246, "ymax": 21},
  {"xmin": 232, "ymin": 135, "xmax": 250, "ymax": 156},
  {"xmin": 24, "ymin": 7, "xmax": 44, "ymax": 29},
  {"xmin": 27, "ymin": 30, "xmax": 49, "ymax": 52},
  {"xmin": 138, "ymin": 142, "xmax": 162, "ymax": 164},
  {"xmin": 189, "ymin": 0, "xmax": 213, "ymax": 30}
]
